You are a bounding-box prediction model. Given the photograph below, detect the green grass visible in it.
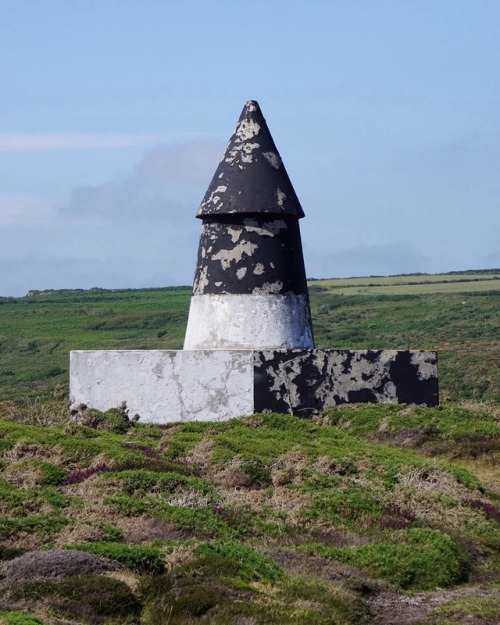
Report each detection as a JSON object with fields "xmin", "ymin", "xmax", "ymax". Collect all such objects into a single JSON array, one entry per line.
[
  {"xmin": 300, "ymin": 528, "xmax": 472, "ymax": 590},
  {"xmin": 65, "ymin": 542, "xmax": 165, "ymax": 573},
  {"xmin": 310, "ymin": 269, "xmax": 499, "ymax": 294},
  {"xmin": 0, "ymin": 613, "xmax": 48, "ymax": 625},
  {"xmin": 0, "ymin": 286, "xmax": 191, "ymax": 400},
  {"xmin": 0, "ymin": 271, "xmax": 498, "ymax": 401}
]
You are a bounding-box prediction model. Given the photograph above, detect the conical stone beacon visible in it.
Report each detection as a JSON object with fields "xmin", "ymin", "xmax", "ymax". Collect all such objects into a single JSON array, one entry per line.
[
  {"xmin": 184, "ymin": 100, "xmax": 315, "ymax": 350},
  {"xmin": 69, "ymin": 101, "xmax": 439, "ymax": 423}
]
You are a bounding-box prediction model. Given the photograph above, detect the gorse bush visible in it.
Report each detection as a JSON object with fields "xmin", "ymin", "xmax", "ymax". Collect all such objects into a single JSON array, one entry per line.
[
  {"xmin": 301, "ymin": 528, "xmax": 472, "ymax": 590},
  {"xmin": 194, "ymin": 540, "xmax": 283, "ymax": 583}
]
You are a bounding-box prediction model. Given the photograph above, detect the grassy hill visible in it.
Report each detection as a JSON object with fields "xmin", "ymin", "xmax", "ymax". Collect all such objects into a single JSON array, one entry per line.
[
  {"xmin": 0, "ymin": 404, "xmax": 499, "ymax": 624},
  {"xmin": 0, "ymin": 271, "xmax": 499, "ymax": 624},
  {"xmin": 0, "ymin": 270, "xmax": 498, "ymax": 402}
]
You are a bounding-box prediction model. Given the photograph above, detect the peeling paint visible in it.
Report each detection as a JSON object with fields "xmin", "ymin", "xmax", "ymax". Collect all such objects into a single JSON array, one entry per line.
[
  {"xmin": 226, "ymin": 226, "xmax": 242, "ymax": 244},
  {"xmin": 236, "ymin": 120, "xmax": 260, "ymax": 142},
  {"xmin": 253, "ymin": 281, "xmax": 284, "ymax": 295},
  {"xmin": 277, "ymin": 188, "xmax": 287, "ymax": 207},
  {"xmin": 243, "ymin": 218, "xmax": 288, "ymax": 237},
  {"xmin": 211, "ymin": 239, "xmax": 258, "ymax": 270},
  {"xmin": 193, "ymin": 265, "xmax": 209, "ymax": 295},
  {"xmin": 411, "ymin": 351, "xmax": 437, "ymax": 380},
  {"xmin": 263, "ymin": 151, "xmax": 281, "ymax": 169},
  {"xmin": 191, "ymin": 218, "xmax": 308, "ymax": 296},
  {"xmin": 254, "ymin": 349, "xmax": 439, "ymax": 414}
]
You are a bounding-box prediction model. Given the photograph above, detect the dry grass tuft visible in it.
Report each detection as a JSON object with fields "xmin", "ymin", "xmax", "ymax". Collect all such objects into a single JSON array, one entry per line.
[
  {"xmin": 178, "ymin": 438, "xmax": 214, "ymax": 469},
  {"xmin": 105, "ymin": 568, "xmax": 141, "ymax": 592},
  {"xmin": 113, "ymin": 517, "xmax": 187, "ymax": 543},
  {"xmin": 219, "ymin": 484, "xmax": 311, "ymax": 528},
  {"xmin": 2, "ymin": 462, "xmax": 45, "ymax": 488},
  {"xmin": 459, "ymin": 400, "xmax": 500, "ymax": 419},
  {"xmin": 219, "ymin": 486, "xmax": 268, "ymax": 513},
  {"xmin": 216, "ymin": 457, "xmax": 254, "ymax": 489},
  {"xmin": 388, "ymin": 488, "xmax": 480, "ymax": 529},
  {"xmin": 3, "ymin": 531, "xmax": 47, "ymax": 552},
  {"xmin": 53, "ymin": 522, "xmax": 108, "ymax": 547},
  {"xmin": 164, "ymin": 542, "xmax": 197, "ymax": 571},
  {"xmin": 395, "ymin": 466, "xmax": 476, "ymax": 500},
  {"xmin": 271, "ymin": 448, "xmax": 309, "ymax": 486},
  {"xmin": 2, "ymin": 440, "xmax": 66, "ymax": 466},
  {"xmin": 313, "ymin": 455, "xmax": 348, "ymax": 475},
  {"xmin": 269, "ymin": 487, "xmax": 312, "ymax": 523},
  {"xmin": 167, "ymin": 488, "xmax": 213, "ymax": 508},
  {"xmin": 63, "ymin": 475, "xmax": 123, "ymax": 527},
  {"xmin": 0, "ymin": 397, "xmax": 69, "ymax": 427}
]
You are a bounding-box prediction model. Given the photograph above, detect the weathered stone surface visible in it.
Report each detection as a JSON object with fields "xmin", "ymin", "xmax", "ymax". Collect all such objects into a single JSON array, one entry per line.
[
  {"xmin": 70, "ymin": 350, "xmax": 254, "ymax": 423},
  {"xmin": 70, "ymin": 349, "xmax": 438, "ymax": 423}
]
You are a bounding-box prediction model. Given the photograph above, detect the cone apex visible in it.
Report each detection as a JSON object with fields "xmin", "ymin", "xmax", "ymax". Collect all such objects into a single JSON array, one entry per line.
[{"xmin": 197, "ymin": 100, "xmax": 304, "ymax": 218}]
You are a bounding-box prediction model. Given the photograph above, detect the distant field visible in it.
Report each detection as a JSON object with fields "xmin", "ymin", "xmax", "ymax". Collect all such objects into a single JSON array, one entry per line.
[
  {"xmin": 310, "ymin": 271, "xmax": 500, "ymax": 296},
  {"xmin": 0, "ymin": 271, "xmax": 498, "ymax": 402}
]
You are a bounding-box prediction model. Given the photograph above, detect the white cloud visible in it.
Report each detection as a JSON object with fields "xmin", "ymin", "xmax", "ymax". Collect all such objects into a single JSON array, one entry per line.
[
  {"xmin": 0, "ymin": 132, "xmax": 199, "ymax": 152},
  {"xmin": 134, "ymin": 142, "xmax": 223, "ymax": 189},
  {"xmin": 59, "ymin": 141, "xmax": 223, "ymax": 224},
  {"xmin": 0, "ymin": 141, "xmax": 223, "ymax": 295}
]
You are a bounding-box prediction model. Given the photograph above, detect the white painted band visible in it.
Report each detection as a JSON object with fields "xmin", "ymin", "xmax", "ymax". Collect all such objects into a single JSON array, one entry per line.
[{"xmin": 183, "ymin": 293, "xmax": 314, "ymax": 350}]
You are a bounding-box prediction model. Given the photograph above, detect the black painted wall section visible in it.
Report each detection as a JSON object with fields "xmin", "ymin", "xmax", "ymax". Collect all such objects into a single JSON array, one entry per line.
[
  {"xmin": 253, "ymin": 349, "xmax": 439, "ymax": 416},
  {"xmin": 192, "ymin": 215, "xmax": 309, "ymax": 295}
]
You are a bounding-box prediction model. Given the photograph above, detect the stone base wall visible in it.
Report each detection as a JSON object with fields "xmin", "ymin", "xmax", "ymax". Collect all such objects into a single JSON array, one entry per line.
[{"xmin": 70, "ymin": 349, "xmax": 438, "ymax": 423}]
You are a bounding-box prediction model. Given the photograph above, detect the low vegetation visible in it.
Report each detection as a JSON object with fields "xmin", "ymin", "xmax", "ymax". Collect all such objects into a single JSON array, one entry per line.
[
  {"xmin": 0, "ymin": 403, "xmax": 499, "ymax": 623},
  {"xmin": 0, "ymin": 271, "xmax": 498, "ymax": 623}
]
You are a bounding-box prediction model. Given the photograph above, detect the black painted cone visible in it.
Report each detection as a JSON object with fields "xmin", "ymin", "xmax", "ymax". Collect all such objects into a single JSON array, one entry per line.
[
  {"xmin": 184, "ymin": 100, "xmax": 314, "ymax": 350},
  {"xmin": 197, "ymin": 100, "xmax": 304, "ymax": 218}
]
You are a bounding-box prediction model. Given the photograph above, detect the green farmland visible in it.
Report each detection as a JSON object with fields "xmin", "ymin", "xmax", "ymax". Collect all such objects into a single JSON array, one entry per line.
[
  {"xmin": 311, "ymin": 270, "xmax": 499, "ymax": 296},
  {"xmin": 0, "ymin": 270, "xmax": 498, "ymax": 402}
]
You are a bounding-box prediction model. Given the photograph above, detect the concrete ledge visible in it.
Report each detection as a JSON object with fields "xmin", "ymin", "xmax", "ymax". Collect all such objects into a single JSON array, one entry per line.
[{"xmin": 70, "ymin": 349, "xmax": 438, "ymax": 423}]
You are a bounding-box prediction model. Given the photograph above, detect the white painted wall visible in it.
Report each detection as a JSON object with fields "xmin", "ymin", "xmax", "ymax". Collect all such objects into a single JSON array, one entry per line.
[
  {"xmin": 70, "ymin": 350, "xmax": 254, "ymax": 423},
  {"xmin": 183, "ymin": 293, "xmax": 314, "ymax": 349}
]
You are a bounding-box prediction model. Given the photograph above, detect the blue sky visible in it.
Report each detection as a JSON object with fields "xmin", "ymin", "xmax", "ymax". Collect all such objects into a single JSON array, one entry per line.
[{"xmin": 0, "ymin": 0, "xmax": 498, "ymax": 296}]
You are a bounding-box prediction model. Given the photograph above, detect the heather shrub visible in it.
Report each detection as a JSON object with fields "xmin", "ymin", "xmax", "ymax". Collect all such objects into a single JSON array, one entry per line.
[{"xmin": 9, "ymin": 575, "xmax": 141, "ymax": 623}]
